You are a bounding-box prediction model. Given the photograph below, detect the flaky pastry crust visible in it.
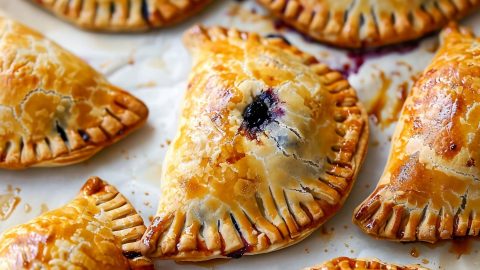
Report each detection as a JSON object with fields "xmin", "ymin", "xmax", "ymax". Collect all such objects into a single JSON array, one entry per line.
[
  {"xmin": 0, "ymin": 17, "xmax": 148, "ymax": 169},
  {"xmin": 0, "ymin": 177, "xmax": 153, "ymax": 270},
  {"xmin": 141, "ymin": 25, "xmax": 368, "ymax": 261},
  {"xmin": 257, "ymin": 0, "xmax": 480, "ymax": 48},
  {"xmin": 305, "ymin": 257, "xmax": 429, "ymax": 270},
  {"xmin": 353, "ymin": 24, "xmax": 480, "ymax": 242},
  {"xmin": 30, "ymin": 0, "xmax": 212, "ymax": 32}
]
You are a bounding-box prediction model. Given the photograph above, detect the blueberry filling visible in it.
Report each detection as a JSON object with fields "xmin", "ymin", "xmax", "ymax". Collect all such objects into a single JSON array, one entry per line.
[
  {"xmin": 141, "ymin": 0, "xmax": 149, "ymax": 22},
  {"xmin": 78, "ymin": 130, "xmax": 90, "ymax": 142},
  {"xmin": 56, "ymin": 122, "xmax": 68, "ymax": 142},
  {"xmin": 226, "ymin": 214, "xmax": 249, "ymax": 258},
  {"xmin": 123, "ymin": 251, "xmax": 142, "ymax": 259},
  {"xmin": 240, "ymin": 89, "xmax": 282, "ymax": 139},
  {"xmin": 227, "ymin": 246, "xmax": 248, "ymax": 259},
  {"xmin": 265, "ymin": 33, "xmax": 291, "ymax": 45}
]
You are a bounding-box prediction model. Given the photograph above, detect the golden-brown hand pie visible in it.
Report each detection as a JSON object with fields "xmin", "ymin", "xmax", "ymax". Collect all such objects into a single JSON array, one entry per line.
[
  {"xmin": 353, "ymin": 24, "xmax": 480, "ymax": 242},
  {"xmin": 0, "ymin": 17, "xmax": 148, "ymax": 169},
  {"xmin": 257, "ymin": 0, "xmax": 480, "ymax": 48},
  {"xmin": 305, "ymin": 257, "xmax": 429, "ymax": 270},
  {"xmin": 140, "ymin": 25, "xmax": 368, "ymax": 261},
  {"xmin": 30, "ymin": 0, "xmax": 212, "ymax": 32},
  {"xmin": 0, "ymin": 177, "xmax": 153, "ymax": 270}
]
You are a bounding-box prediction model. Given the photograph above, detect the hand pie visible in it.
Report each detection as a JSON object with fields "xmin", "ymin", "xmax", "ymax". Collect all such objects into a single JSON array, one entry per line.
[
  {"xmin": 0, "ymin": 177, "xmax": 153, "ymax": 269},
  {"xmin": 141, "ymin": 25, "xmax": 368, "ymax": 261},
  {"xmin": 0, "ymin": 17, "xmax": 148, "ymax": 169},
  {"xmin": 305, "ymin": 257, "xmax": 429, "ymax": 270},
  {"xmin": 31, "ymin": 0, "xmax": 212, "ymax": 32},
  {"xmin": 257, "ymin": 0, "xmax": 480, "ymax": 48},
  {"xmin": 354, "ymin": 24, "xmax": 480, "ymax": 242}
]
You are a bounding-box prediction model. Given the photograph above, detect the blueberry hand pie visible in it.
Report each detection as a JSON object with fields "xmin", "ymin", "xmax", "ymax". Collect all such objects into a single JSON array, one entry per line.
[
  {"xmin": 305, "ymin": 257, "xmax": 429, "ymax": 270},
  {"xmin": 0, "ymin": 177, "xmax": 153, "ymax": 269},
  {"xmin": 0, "ymin": 17, "xmax": 148, "ymax": 169},
  {"xmin": 257, "ymin": 0, "xmax": 480, "ymax": 48},
  {"xmin": 141, "ymin": 25, "xmax": 368, "ymax": 261},
  {"xmin": 354, "ymin": 24, "xmax": 480, "ymax": 242},
  {"xmin": 31, "ymin": 0, "xmax": 212, "ymax": 31}
]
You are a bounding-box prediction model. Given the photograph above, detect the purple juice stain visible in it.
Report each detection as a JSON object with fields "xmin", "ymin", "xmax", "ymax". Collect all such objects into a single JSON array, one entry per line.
[
  {"xmin": 240, "ymin": 89, "xmax": 283, "ymax": 140},
  {"xmin": 271, "ymin": 18, "xmax": 421, "ymax": 77},
  {"xmin": 339, "ymin": 40, "xmax": 420, "ymax": 77}
]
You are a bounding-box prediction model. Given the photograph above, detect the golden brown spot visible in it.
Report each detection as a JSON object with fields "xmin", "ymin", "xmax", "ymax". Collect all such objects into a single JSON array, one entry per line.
[
  {"xmin": 466, "ymin": 158, "xmax": 475, "ymax": 167},
  {"xmin": 81, "ymin": 177, "xmax": 106, "ymax": 196},
  {"xmin": 409, "ymin": 247, "xmax": 420, "ymax": 258}
]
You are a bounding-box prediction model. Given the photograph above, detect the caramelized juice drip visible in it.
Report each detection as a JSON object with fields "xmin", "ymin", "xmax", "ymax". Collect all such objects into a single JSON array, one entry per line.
[
  {"xmin": 40, "ymin": 203, "xmax": 49, "ymax": 214},
  {"xmin": 0, "ymin": 194, "xmax": 20, "ymax": 221},
  {"xmin": 409, "ymin": 247, "xmax": 420, "ymax": 258},
  {"xmin": 368, "ymin": 71, "xmax": 421, "ymax": 129},
  {"xmin": 24, "ymin": 203, "xmax": 32, "ymax": 213},
  {"xmin": 368, "ymin": 71, "xmax": 392, "ymax": 126},
  {"xmin": 449, "ymin": 238, "xmax": 472, "ymax": 259},
  {"xmin": 0, "ymin": 185, "xmax": 21, "ymax": 221},
  {"xmin": 319, "ymin": 226, "xmax": 335, "ymax": 241},
  {"xmin": 380, "ymin": 81, "xmax": 408, "ymax": 128}
]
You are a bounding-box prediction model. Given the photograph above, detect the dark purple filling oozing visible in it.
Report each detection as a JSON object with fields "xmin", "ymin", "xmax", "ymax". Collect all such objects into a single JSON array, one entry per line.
[
  {"xmin": 226, "ymin": 246, "xmax": 248, "ymax": 259},
  {"xmin": 78, "ymin": 130, "xmax": 90, "ymax": 142},
  {"xmin": 265, "ymin": 33, "xmax": 291, "ymax": 45},
  {"xmin": 226, "ymin": 214, "xmax": 249, "ymax": 258},
  {"xmin": 141, "ymin": 0, "xmax": 149, "ymax": 22},
  {"xmin": 56, "ymin": 122, "xmax": 68, "ymax": 142},
  {"xmin": 240, "ymin": 89, "xmax": 282, "ymax": 139},
  {"xmin": 123, "ymin": 251, "xmax": 142, "ymax": 259}
]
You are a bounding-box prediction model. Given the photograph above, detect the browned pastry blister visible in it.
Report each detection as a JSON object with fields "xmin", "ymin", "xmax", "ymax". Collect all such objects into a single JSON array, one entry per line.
[
  {"xmin": 353, "ymin": 23, "xmax": 480, "ymax": 242},
  {"xmin": 140, "ymin": 25, "xmax": 369, "ymax": 261},
  {"xmin": 0, "ymin": 177, "xmax": 153, "ymax": 270},
  {"xmin": 0, "ymin": 16, "xmax": 148, "ymax": 169},
  {"xmin": 257, "ymin": 0, "xmax": 480, "ymax": 48},
  {"xmin": 305, "ymin": 257, "xmax": 429, "ymax": 270},
  {"xmin": 30, "ymin": 0, "xmax": 212, "ymax": 31}
]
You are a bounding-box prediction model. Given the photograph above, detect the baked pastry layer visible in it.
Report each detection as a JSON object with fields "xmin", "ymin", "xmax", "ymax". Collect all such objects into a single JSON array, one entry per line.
[
  {"xmin": 30, "ymin": 0, "xmax": 212, "ymax": 31},
  {"xmin": 353, "ymin": 24, "xmax": 480, "ymax": 242},
  {"xmin": 257, "ymin": 0, "xmax": 480, "ymax": 48},
  {"xmin": 0, "ymin": 16, "xmax": 148, "ymax": 169},
  {"xmin": 141, "ymin": 25, "xmax": 368, "ymax": 261},
  {"xmin": 305, "ymin": 257, "xmax": 429, "ymax": 270},
  {"xmin": 0, "ymin": 177, "xmax": 153, "ymax": 270}
]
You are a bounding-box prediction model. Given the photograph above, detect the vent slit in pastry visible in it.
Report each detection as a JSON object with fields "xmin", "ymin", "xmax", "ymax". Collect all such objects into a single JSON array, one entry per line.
[
  {"xmin": 0, "ymin": 177, "xmax": 153, "ymax": 270},
  {"xmin": 257, "ymin": 0, "xmax": 480, "ymax": 48},
  {"xmin": 141, "ymin": 25, "xmax": 368, "ymax": 260},
  {"xmin": 0, "ymin": 17, "xmax": 148, "ymax": 169},
  {"xmin": 31, "ymin": 0, "xmax": 212, "ymax": 32},
  {"xmin": 354, "ymin": 23, "xmax": 480, "ymax": 242}
]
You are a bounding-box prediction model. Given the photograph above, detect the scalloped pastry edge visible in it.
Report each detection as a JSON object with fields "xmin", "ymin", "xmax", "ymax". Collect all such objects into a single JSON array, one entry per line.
[
  {"xmin": 30, "ymin": 0, "xmax": 212, "ymax": 32},
  {"xmin": 257, "ymin": 0, "xmax": 480, "ymax": 48}
]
